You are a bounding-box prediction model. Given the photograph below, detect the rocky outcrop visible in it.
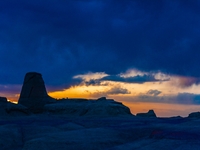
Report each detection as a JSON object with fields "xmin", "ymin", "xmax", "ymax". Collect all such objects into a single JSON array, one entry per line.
[
  {"xmin": 0, "ymin": 97, "xmax": 7, "ymax": 103},
  {"xmin": 136, "ymin": 110, "xmax": 157, "ymax": 118},
  {"xmin": 0, "ymin": 97, "xmax": 9, "ymax": 116},
  {"xmin": 97, "ymin": 97, "xmax": 107, "ymax": 101},
  {"xmin": 188, "ymin": 112, "xmax": 200, "ymax": 118},
  {"xmin": 17, "ymin": 72, "xmax": 132, "ymax": 116},
  {"xmin": 44, "ymin": 97, "xmax": 132, "ymax": 117},
  {"xmin": 18, "ymin": 72, "xmax": 55, "ymax": 113}
]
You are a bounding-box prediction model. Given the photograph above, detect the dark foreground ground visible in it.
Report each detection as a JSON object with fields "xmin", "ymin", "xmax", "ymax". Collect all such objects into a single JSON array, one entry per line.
[{"xmin": 1, "ymin": 115, "xmax": 200, "ymax": 150}]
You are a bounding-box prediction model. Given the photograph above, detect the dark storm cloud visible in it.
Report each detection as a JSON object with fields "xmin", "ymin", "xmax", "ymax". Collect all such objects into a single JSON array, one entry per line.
[
  {"xmin": 101, "ymin": 74, "xmax": 161, "ymax": 83},
  {"xmin": 0, "ymin": 0, "xmax": 200, "ymax": 89},
  {"xmin": 172, "ymin": 76, "xmax": 200, "ymax": 88},
  {"xmin": 85, "ymin": 79, "xmax": 102, "ymax": 86},
  {"xmin": 136, "ymin": 92, "xmax": 200, "ymax": 105},
  {"xmin": 78, "ymin": 72, "xmax": 168, "ymax": 86},
  {"xmin": 176, "ymin": 93, "xmax": 200, "ymax": 104}
]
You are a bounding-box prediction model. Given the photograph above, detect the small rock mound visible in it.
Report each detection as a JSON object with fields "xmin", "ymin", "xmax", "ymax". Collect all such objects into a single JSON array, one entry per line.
[
  {"xmin": 136, "ymin": 109, "xmax": 157, "ymax": 118},
  {"xmin": 97, "ymin": 97, "xmax": 107, "ymax": 101}
]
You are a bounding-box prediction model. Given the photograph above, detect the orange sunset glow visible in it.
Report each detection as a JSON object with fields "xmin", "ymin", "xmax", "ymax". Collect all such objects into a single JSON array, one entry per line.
[
  {"xmin": 47, "ymin": 70, "xmax": 200, "ymax": 117},
  {"xmin": 3, "ymin": 69, "xmax": 200, "ymax": 117}
]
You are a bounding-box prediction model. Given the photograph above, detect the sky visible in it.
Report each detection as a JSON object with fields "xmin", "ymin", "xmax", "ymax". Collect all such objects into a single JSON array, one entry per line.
[{"xmin": 1, "ymin": 0, "xmax": 200, "ymax": 117}]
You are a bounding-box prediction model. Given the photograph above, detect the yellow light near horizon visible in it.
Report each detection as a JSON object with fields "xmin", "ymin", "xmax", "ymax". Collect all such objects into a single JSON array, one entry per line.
[
  {"xmin": 48, "ymin": 80, "xmax": 175, "ymax": 100},
  {"xmin": 49, "ymin": 74, "xmax": 200, "ymax": 101},
  {"xmin": 8, "ymin": 99, "xmax": 18, "ymax": 104},
  {"xmin": 48, "ymin": 85, "xmax": 108, "ymax": 99},
  {"xmin": 122, "ymin": 101, "xmax": 200, "ymax": 117}
]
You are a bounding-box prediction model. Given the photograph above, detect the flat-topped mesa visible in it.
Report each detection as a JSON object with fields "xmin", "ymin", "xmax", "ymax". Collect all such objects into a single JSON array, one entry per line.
[{"xmin": 18, "ymin": 72, "xmax": 55, "ymax": 113}]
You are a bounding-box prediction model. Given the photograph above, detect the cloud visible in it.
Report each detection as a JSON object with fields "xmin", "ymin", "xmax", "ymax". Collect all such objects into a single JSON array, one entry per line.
[
  {"xmin": 73, "ymin": 72, "xmax": 108, "ymax": 81},
  {"xmin": 176, "ymin": 93, "xmax": 200, "ymax": 104},
  {"xmin": 73, "ymin": 72, "xmax": 108, "ymax": 86},
  {"xmin": 133, "ymin": 91, "xmax": 200, "ymax": 105},
  {"xmin": 107, "ymin": 87, "xmax": 131, "ymax": 95},
  {"xmin": 170, "ymin": 76, "xmax": 200, "ymax": 88},
  {"xmin": 91, "ymin": 86, "xmax": 131, "ymax": 98},
  {"xmin": 136, "ymin": 89, "xmax": 163, "ymax": 103},
  {"xmin": 101, "ymin": 74, "xmax": 163, "ymax": 83},
  {"xmin": 73, "ymin": 70, "xmax": 170, "ymax": 87},
  {"xmin": 0, "ymin": 0, "xmax": 200, "ymax": 89},
  {"xmin": 73, "ymin": 72, "xmax": 111, "ymax": 87},
  {"xmin": 83, "ymin": 79, "xmax": 110, "ymax": 86},
  {"xmin": 84, "ymin": 79, "xmax": 102, "ymax": 86},
  {"xmin": 146, "ymin": 89, "xmax": 162, "ymax": 96}
]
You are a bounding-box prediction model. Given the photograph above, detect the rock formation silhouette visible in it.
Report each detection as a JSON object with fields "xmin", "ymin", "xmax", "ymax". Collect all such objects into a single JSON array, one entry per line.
[
  {"xmin": 17, "ymin": 72, "xmax": 132, "ymax": 116},
  {"xmin": 45, "ymin": 97, "xmax": 132, "ymax": 116},
  {"xmin": 0, "ymin": 97, "xmax": 7, "ymax": 103},
  {"xmin": 136, "ymin": 109, "xmax": 157, "ymax": 118},
  {"xmin": 188, "ymin": 112, "xmax": 200, "ymax": 118},
  {"xmin": 18, "ymin": 72, "xmax": 55, "ymax": 113}
]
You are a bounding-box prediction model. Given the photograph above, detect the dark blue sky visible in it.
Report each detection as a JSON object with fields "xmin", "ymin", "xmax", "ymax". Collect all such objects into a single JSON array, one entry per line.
[{"xmin": 1, "ymin": 0, "xmax": 200, "ymax": 89}]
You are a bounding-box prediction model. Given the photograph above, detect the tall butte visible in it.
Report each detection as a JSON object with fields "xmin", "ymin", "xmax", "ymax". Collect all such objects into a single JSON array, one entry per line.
[{"xmin": 18, "ymin": 72, "xmax": 55, "ymax": 113}]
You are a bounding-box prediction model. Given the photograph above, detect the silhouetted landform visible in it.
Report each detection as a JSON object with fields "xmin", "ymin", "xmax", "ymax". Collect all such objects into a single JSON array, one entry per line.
[
  {"xmin": 0, "ymin": 96, "xmax": 7, "ymax": 103},
  {"xmin": 16, "ymin": 72, "xmax": 132, "ymax": 116},
  {"xmin": 1, "ymin": 73, "xmax": 200, "ymax": 149},
  {"xmin": 45, "ymin": 97, "xmax": 132, "ymax": 116},
  {"xmin": 188, "ymin": 112, "xmax": 200, "ymax": 118},
  {"xmin": 136, "ymin": 109, "xmax": 157, "ymax": 118},
  {"xmin": 18, "ymin": 72, "xmax": 56, "ymax": 113}
]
